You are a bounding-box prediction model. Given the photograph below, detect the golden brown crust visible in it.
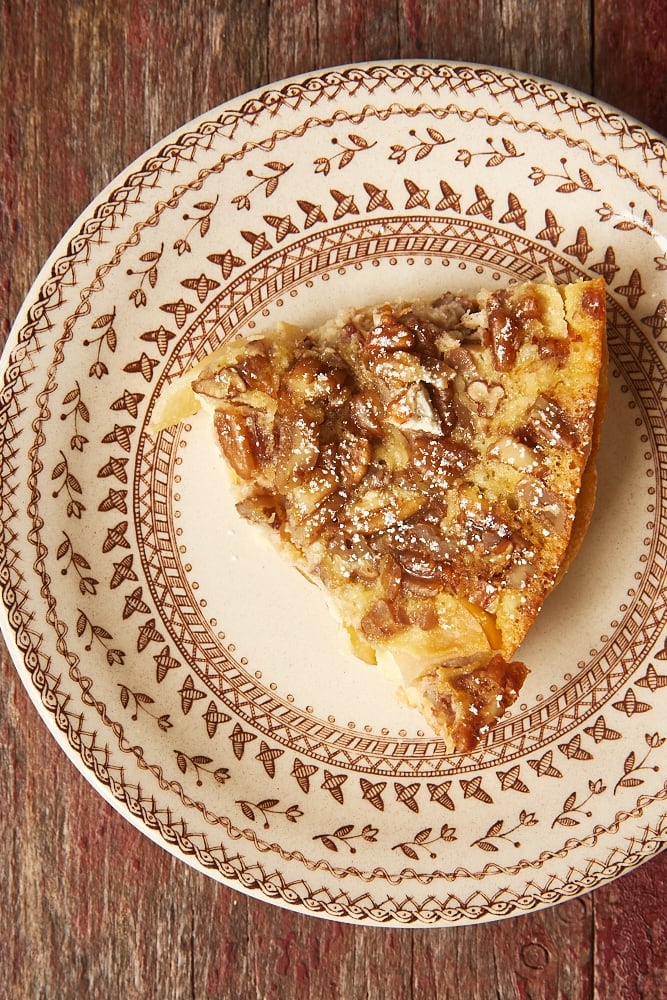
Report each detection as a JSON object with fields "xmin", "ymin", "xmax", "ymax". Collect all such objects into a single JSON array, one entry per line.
[
  {"xmin": 420, "ymin": 654, "xmax": 530, "ymax": 753},
  {"xmin": 176, "ymin": 278, "xmax": 606, "ymax": 751},
  {"xmin": 557, "ymin": 312, "xmax": 608, "ymax": 580}
]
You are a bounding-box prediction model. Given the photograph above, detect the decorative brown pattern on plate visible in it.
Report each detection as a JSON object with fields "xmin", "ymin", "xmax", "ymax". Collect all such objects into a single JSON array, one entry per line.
[{"xmin": 1, "ymin": 62, "xmax": 666, "ymax": 925}]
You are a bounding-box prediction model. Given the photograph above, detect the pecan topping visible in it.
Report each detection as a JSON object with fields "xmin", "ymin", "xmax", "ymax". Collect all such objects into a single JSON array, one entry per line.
[
  {"xmin": 519, "ymin": 395, "xmax": 580, "ymax": 450},
  {"xmin": 179, "ymin": 276, "xmax": 606, "ymax": 753},
  {"xmin": 485, "ymin": 291, "xmax": 522, "ymax": 371},
  {"xmin": 214, "ymin": 408, "xmax": 264, "ymax": 480}
]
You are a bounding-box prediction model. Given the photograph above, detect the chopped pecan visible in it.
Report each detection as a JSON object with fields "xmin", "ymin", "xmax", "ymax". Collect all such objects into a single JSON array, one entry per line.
[
  {"xmin": 347, "ymin": 388, "xmax": 384, "ymax": 439},
  {"xmin": 336, "ymin": 434, "xmax": 371, "ymax": 486},
  {"xmin": 214, "ymin": 407, "xmax": 266, "ymax": 480},
  {"xmin": 274, "ymin": 411, "xmax": 320, "ymax": 488},
  {"xmin": 408, "ymin": 433, "xmax": 476, "ymax": 489},
  {"xmin": 387, "ymin": 521, "xmax": 456, "ymax": 580},
  {"xmin": 379, "ymin": 553, "xmax": 403, "ymax": 601},
  {"xmin": 405, "ymin": 597, "xmax": 439, "ymax": 631},
  {"xmin": 365, "ymin": 310, "xmax": 416, "ymax": 354},
  {"xmin": 485, "ymin": 291, "xmax": 522, "ymax": 371},
  {"xmin": 514, "ymin": 476, "xmax": 569, "ymax": 534},
  {"xmin": 193, "ymin": 366, "xmax": 247, "ymax": 401},
  {"xmin": 342, "ymin": 485, "xmax": 424, "ymax": 534},
  {"xmin": 360, "ymin": 598, "xmax": 410, "ymax": 640},
  {"xmin": 443, "ymin": 346, "xmax": 478, "ymax": 375},
  {"xmin": 386, "ymin": 382, "xmax": 442, "ymax": 434},
  {"xmin": 466, "ymin": 379, "xmax": 505, "ymax": 416},
  {"xmin": 367, "ymin": 349, "xmax": 424, "ymax": 386},
  {"xmin": 237, "ymin": 348, "xmax": 279, "ymax": 394},
  {"xmin": 236, "ymin": 492, "xmax": 286, "ymax": 528},
  {"xmin": 519, "ymin": 395, "xmax": 580, "ymax": 449},
  {"xmin": 400, "ymin": 312, "xmax": 446, "ymax": 356},
  {"xmin": 286, "ymin": 353, "xmax": 349, "ymax": 406},
  {"xmin": 513, "ymin": 292, "xmax": 541, "ymax": 322},
  {"xmin": 536, "ymin": 336, "xmax": 570, "ymax": 365},
  {"xmin": 425, "ymin": 383, "xmax": 457, "ymax": 435},
  {"xmin": 288, "ymin": 468, "xmax": 339, "ymax": 519},
  {"xmin": 488, "ymin": 435, "xmax": 540, "ymax": 471}
]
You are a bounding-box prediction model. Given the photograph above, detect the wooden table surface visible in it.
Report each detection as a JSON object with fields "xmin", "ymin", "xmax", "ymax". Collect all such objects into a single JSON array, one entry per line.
[{"xmin": 2, "ymin": 2, "xmax": 666, "ymax": 998}]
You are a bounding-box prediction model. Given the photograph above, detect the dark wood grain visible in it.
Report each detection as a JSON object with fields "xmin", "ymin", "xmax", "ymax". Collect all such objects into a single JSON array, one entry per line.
[
  {"xmin": 593, "ymin": 850, "xmax": 667, "ymax": 1000},
  {"xmin": 595, "ymin": 0, "xmax": 667, "ymax": 138},
  {"xmin": 1, "ymin": 3, "xmax": 666, "ymax": 998}
]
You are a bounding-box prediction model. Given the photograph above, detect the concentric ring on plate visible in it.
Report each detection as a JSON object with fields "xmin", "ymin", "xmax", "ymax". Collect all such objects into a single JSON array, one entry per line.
[{"xmin": 137, "ymin": 215, "xmax": 664, "ymax": 774}]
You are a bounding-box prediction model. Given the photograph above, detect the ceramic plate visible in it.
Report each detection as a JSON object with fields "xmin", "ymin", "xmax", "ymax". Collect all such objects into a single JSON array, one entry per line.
[{"xmin": 2, "ymin": 62, "xmax": 667, "ymax": 926}]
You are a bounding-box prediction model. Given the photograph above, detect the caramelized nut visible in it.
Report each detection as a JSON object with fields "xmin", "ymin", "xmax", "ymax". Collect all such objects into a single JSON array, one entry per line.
[
  {"xmin": 466, "ymin": 380, "xmax": 505, "ymax": 416},
  {"xmin": 193, "ymin": 366, "xmax": 247, "ymax": 401},
  {"xmin": 274, "ymin": 413, "xmax": 320, "ymax": 488},
  {"xmin": 342, "ymin": 486, "xmax": 424, "ymax": 533},
  {"xmin": 335, "ymin": 434, "xmax": 371, "ymax": 486},
  {"xmin": 514, "ymin": 476, "xmax": 569, "ymax": 534},
  {"xmin": 365, "ymin": 310, "xmax": 416, "ymax": 353},
  {"xmin": 485, "ymin": 291, "xmax": 522, "ymax": 371},
  {"xmin": 513, "ymin": 293, "xmax": 541, "ymax": 321},
  {"xmin": 582, "ymin": 286, "xmax": 605, "ymax": 319},
  {"xmin": 214, "ymin": 408, "xmax": 262, "ymax": 480},
  {"xmin": 379, "ymin": 553, "xmax": 403, "ymax": 601},
  {"xmin": 367, "ymin": 350, "xmax": 424, "ymax": 386},
  {"xmin": 536, "ymin": 337, "xmax": 570, "ymax": 364},
  {"xmin": 360, "ymin": 599, "xmax": 410, "ymax": 640},
  {"xmin": 400, "ymin": 313, "xmax": 447, "ymax": 356},
  {"xmin": 348, "ymin": 389, "xmax": 384, "ymax": 438},
  {"xmin": 237, "ymin": 349, "xmax": 279, "ymax": 394},
  {"xmin": 424, "ymin": 383, "xmax": 457, "ymax": 435},
  {"xmin": 406, "ymin": 598, "xmax": 439, "ymax": 631},
  {"xmin": 443, "ymin": 346, "xmax": 478, "ymax": 375},
  {"xmin": 408, "ymin": 433, "xmax": 476, "ymax": 488},
  {"xmin": 519, "ymin": 395, "xmax": 580, "ymax": 449},
  {"xmin": 236, "ymin": 492, "xmax": 286, "ymax": 528},
  {"xmin": 286, "ymin": 354, "xmax": 348, "ymax": 406},
  {"xmin": 386, "ymin": 382, "xmax": 441, "ymax": 433},
  {"xmin": 488, "ymin": 435, "xmax": 540, "ymax": 471},
  {"xmin": 288, "ymin": 468, "xmax": 338, "ymax": 519}
]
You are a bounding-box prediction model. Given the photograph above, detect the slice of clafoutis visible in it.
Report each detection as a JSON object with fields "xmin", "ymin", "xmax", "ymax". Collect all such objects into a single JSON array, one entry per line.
[{"xmin": 153, "ymin": 277, "xmax": 607, "ymax": 752}]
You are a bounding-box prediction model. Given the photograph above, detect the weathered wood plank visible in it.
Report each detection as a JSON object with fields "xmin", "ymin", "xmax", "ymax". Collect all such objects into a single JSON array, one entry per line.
[
  {"xmin": 408, "ymin": 896, "xmax": 593, "ymax": 1000},
  {"xmin": 396, "ymin": 0, "xmax": 593, "ymax": 93},
  {"xmin": 592, "ymin": 851, "xmax": 667, "ymax": 1000},
  {"xmin": 594, "ymin": 0, "xmax": 667, "ymax": 136}
]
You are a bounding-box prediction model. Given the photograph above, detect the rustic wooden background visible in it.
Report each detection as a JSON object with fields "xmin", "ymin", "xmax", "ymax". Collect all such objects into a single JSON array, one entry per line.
[{"xmin": 2, "ymin": 2, "xmax": 666, "ymax": 998}]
